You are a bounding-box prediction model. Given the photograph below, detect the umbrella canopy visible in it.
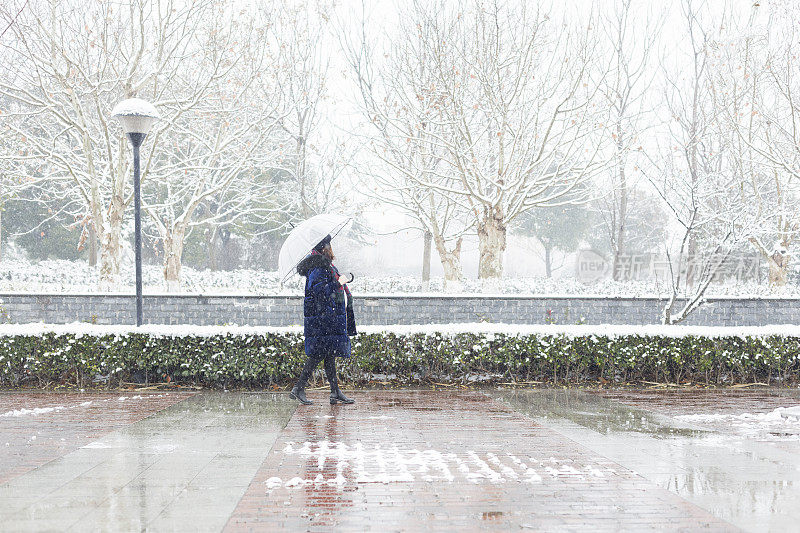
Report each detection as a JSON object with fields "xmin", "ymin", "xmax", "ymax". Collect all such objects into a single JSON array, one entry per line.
[{"xmin": 278, "ymin": 214, "xmax": 352, "ymax": 283}]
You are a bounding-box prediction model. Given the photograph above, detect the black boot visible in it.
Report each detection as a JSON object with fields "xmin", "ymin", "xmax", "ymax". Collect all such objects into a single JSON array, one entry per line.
[
  {"xmin": 290, "ymin": 385, "xmax": 313, "ymax": 405},
  {"xmin": 330, "ymin": 386, "xmax": 354, "ymax": 405},
  {"xmin": 325, "ymin": 355, "xmax": 354, "ymax": 405},
  {"xmin": 290, "ymin": 356, "xmax": 319, "ymax": 405}
]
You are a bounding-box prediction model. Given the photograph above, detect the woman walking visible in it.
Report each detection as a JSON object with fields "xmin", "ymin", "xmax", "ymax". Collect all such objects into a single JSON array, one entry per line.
[{"xmin": 290, "ymin": 234, "xmax": 356, "ymax": 405}]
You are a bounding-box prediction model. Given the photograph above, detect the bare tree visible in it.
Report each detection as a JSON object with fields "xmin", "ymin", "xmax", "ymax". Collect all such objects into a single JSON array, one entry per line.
[
  {"xmin": 0, "ymin": 0, "xmax": 29, "ymax": 42},
  {"xmin": 181, "ymin": 2, "xmax": 345, "ymax": 275},
  {"xmin": 651, "ymin": 0, "xmax": 752, "ymax": 324},
  {"xmin": 342, "ymin": 0, "xmax": 471, "ymax": 281},
  {"xmin": 422, "ymin": 0, "xmax": 605, "ymax": 278},
  {"xmin": 0, "ymin": 95, "xmax": 29, "ymax": 261},
  {"xmin": 139, "ymin": 5, "xmax": 287, "ymax": 290},
  {"xmin": 596, "ymin": 0, "xmax": 663, "ymax": 280},
  {"xmin": 0, "ymin": 0, "xmax": 292, "ymax": 289},
  {"xmin": 718, "ymin": 2, "xmax": 800, "ymax": 286},
  {"xmin": 270, "ymin": 0, "xmax": 335, "ymax": 220},
  {"xmin": 0, "ymin": 0, "xmax": 200, "ymax": 285}
]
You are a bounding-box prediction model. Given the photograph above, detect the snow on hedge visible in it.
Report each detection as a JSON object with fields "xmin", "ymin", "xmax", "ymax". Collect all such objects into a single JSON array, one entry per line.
[
  {"xmin": 3, "ymin": 322, "xmax": 800, "ymax": 387},
  {"xmin": 3, "ymin": 322, "xmax": 800, "ymax": 339}
]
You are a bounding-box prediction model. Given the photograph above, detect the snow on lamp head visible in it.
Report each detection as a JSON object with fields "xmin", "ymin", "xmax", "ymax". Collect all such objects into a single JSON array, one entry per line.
[{"xmin": 111, "ymin": 98, "xmax": 159, "ymax": 145}]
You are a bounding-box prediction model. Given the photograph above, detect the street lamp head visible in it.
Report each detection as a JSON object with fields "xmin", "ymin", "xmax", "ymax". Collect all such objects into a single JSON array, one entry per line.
[{"xmin": 111, "ymin": 98, "xmax": 159, "ymax": 137}]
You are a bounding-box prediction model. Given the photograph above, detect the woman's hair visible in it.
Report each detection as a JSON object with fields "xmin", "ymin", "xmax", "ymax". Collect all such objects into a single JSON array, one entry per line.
[{"xmin": 313, "ymin": 234, "xmax": 332, "ymax": 252}]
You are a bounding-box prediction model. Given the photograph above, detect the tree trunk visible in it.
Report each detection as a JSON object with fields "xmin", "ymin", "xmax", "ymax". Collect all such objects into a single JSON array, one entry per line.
[
  {"xmin": 206, "ymin": 226, "xmax": 219, "ymax": 271},
  {"xmin": 297, "ymin": 132, "xmax": 311, "ymax": 218},
  {"xmin": 544, "ymin": 245, "xmax": 552, "ymax": 278},
  {"xmin": 98, "ymin": 230, "xmax": 119, "ymax": 290},
  {"xmin": 163, "ymin": 225, "xmax": 186, "ymax": 293},
  {"xmin": 98, "ymin": 194, "xmax": 125, "ymax": 290},
  {"xmin": 476, "ymin": 207, "xmax": 506, "ymax": 279},
  {"xmin": 768, "ymin": 250, "xmax": 789, "ymax": 287},
  {"xmin": 432, "ymin": 232, "xmax": 463, "ymax": 281},
  {"xmin": 422, "ymin": 230, "xmax": 432, "ymax": 287},
  {"xmin": 749, "ymin": 237, "xmax": 790, "ymax": 288},
  {"xmin": 612, "ymin": 127, "xmax": 627, "ymax": 281},
  {"xmin": 440, "ymin": 238, "xmax": 463, "ymax": 281},
  {"xmin": 88, "ymin": 222, "xmax": 97, "ymax": 267},
  {"xmin": 685, "ymin": 235, "xmax": 697, "ymax": 288}
]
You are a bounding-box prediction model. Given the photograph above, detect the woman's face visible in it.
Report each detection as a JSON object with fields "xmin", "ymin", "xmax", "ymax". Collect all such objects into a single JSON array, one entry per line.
[{"xmin": 322, "ymin": 243, "xmax": 335, "ymax": 261}]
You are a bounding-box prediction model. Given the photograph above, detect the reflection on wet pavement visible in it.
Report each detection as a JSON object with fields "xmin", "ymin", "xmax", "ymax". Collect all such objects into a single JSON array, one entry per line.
[
  {"xmin": 0, "ymin": 392, "xmax": 193, "ymax": 484},
  {"xmin": 226, "ymin": 390, "xmax": 730, "ymax": 531},
  {"xmin": 3, "ymin": 388, "xmax": 798, "ymax": 531},
  {"xmin": 0, "ymin": 393, "xmax": 295, "ymax": 532},
  {"xmin": 499, "ymin": 389, "xmax": 800, "ymax": 533}
]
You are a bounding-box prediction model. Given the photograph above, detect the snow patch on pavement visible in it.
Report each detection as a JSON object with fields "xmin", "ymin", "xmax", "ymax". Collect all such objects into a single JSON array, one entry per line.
[
  {"xmin": 0, "ymin": 394, "xmax": 169, "ymax": 418},
  {"xmin": 264, "ymin": 477, "xmax": 282, "ymax": 490},
  {"xmin": 267, "ymin": 441, "xmax": 616, "ymax": 491},
  {"xmin": 1, "ymin": 406, "xmax": 67, "ymax": 417},
  {"xmin": 675, "ymin": 406, "xmax": 800, "ymax": 440},
  {"xmin": 151, "ymin": 444, "xmax": 178, "ymax": 454}
]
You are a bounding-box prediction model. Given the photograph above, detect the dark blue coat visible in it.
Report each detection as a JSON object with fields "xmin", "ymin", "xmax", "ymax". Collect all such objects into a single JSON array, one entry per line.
[{"xmin": 297, "ymin": 253, "xmax": 354, "ymax": 358}]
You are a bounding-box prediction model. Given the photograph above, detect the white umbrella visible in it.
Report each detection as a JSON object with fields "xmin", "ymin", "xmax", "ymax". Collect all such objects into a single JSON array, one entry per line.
[{"xmin": 278, "ymin": 214, "xmax": 352, "ymax": 283}]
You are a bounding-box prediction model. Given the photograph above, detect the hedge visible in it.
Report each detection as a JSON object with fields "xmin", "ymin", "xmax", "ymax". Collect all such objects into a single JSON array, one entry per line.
[{"xmin": 1, "ymin": 324, "xmax": 799, "ymax": 388}]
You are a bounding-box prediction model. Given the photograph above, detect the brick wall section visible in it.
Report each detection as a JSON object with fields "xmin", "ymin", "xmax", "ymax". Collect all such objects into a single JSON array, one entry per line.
[{"xmin": 1, "ymin": 293, "xmax": 799, "ymax": 326}]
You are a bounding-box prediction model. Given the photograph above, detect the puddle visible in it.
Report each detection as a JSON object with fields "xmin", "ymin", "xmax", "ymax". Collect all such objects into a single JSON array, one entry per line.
[{"xmin": 499, "ymin": 389, "xmax": 800, "ymax": 533}]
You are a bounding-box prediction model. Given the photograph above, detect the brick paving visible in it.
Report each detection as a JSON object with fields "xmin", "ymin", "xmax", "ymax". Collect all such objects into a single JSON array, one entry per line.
[
  {"xmin": 226, "ymin": 390, "xmax": 734, "ymax": 532},
  {"xmin": 0, "ymin": 392, "xmax": 193, "ymax": 484}
]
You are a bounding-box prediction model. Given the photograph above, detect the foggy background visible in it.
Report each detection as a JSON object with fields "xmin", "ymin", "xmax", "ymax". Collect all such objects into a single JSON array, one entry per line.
[{"xmin": 0, "ymin": 0, "xmax": 795, "ymax": 306}]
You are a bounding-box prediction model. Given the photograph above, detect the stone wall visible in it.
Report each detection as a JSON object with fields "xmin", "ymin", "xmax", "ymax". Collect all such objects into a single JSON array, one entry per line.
[{"xmin": 0, "ymin": 293, "xmax": 798, "ymax": 327}]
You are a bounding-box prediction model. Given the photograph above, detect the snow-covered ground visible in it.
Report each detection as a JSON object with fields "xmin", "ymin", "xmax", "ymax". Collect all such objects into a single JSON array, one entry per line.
[{"xmin": 0, "ymin": 256, "xmax": 797, "ymax": 297}]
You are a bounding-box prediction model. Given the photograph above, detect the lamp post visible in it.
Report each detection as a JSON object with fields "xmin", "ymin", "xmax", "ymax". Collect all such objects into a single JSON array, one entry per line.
[{"xmin": 111, "ymin": 98, "xmax": 159, "ymax": 326}]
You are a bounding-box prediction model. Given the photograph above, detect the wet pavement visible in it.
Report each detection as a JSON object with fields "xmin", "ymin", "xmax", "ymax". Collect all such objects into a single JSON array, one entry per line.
[
  {"xmin": 1, "ymin": 388, "xmax": 799, "ymax": 531},
  {"xmin": 0, "ymin": 393, "xmax": 294, "ymax": 531},
  {"xmin": 500, "ymin": 389, "xmax": 800, "ymax": 533}
]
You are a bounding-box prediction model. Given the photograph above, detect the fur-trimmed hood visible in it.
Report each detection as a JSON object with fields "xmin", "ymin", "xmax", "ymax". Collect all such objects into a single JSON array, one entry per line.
[{"xmin": 296, "ymin": 253, "xmax": 331, "ymax": 277}]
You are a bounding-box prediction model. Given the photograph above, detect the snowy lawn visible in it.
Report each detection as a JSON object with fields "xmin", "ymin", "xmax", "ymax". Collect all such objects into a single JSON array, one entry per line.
[{"xmin": 0, "ymin": 257, "xmax": 797, "ymax": 297}]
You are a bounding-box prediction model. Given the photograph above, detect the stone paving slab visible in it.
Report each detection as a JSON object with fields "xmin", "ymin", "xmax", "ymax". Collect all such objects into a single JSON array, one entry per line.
[
  {"xmin": 503, "ymin": 389, "xmax": 800, "ymax": 533},
  {"xmin": 592, "ymin": 388, "xmax": 800, "ymax": 416},
  {"xmin": 0, "ymin": 392, "xmax": 193, "ymax": 484},
  {"xmin": 0, "ymin": 393, "xmax": 295, "ymax": 532},
  {"xmin": 225, "ymin": 390, "xmax": 733, "ymax": 532},
  {"xmin": 7, "ymin": 389, "xmax": 796, "ymax": 531}
]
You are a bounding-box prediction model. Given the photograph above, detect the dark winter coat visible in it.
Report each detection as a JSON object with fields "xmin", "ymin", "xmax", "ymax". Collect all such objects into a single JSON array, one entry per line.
[{"xmin": 296, "ymin": 252, "xmax": 356, "ymax": 358}]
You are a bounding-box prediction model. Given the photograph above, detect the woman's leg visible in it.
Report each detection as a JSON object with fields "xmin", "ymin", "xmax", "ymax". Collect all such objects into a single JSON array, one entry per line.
[
  {"xmin": 323, "ymin": 354, "xmax": 337, "ymax": 387},
  {"xmin": 290, "ymin": 354, "xmax": 323, "ymax": 405},
  {"xmin": 325, "ymin": 354, "xmax": 354, "ymax": 404}
]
